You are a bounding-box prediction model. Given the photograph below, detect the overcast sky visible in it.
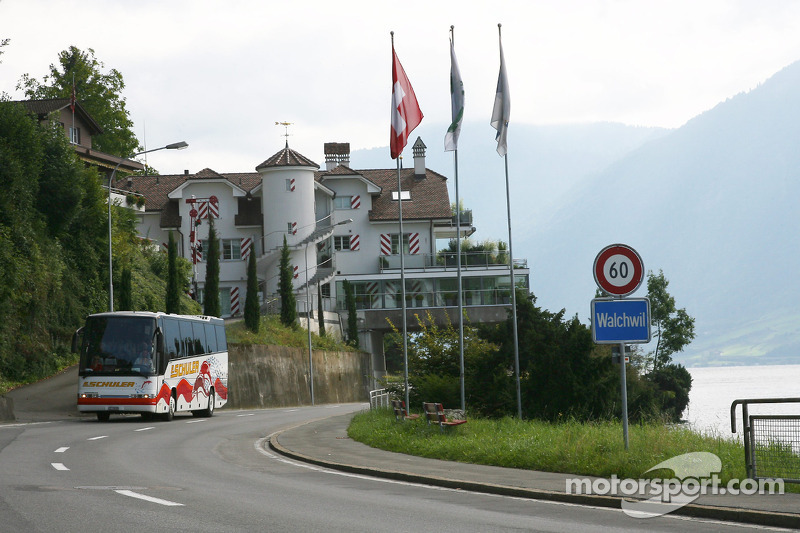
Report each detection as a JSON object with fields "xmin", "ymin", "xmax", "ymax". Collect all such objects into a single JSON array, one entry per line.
[{"xmin": 3, "ymin": 0, "xmax": 800, "ymax": 173}]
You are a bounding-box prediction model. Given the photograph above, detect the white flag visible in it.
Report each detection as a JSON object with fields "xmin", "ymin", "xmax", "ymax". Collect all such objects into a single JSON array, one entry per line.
[
  {"xmin": 445, "ymin": 37, "xmax": 464, "ymax": 152},
  {"xmin": 490, "ymin": 28, "xmax": 510, "ymax": 156}
]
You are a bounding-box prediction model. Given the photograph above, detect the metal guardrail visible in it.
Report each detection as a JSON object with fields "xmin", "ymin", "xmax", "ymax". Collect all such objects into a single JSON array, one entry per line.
[
  {"xmin": 731, "ymin": 398, "xmax": 800, "ymax": 482},
  {"xmin": 369, "ymin": 389, "xmax": 390, "ymax": 410}
]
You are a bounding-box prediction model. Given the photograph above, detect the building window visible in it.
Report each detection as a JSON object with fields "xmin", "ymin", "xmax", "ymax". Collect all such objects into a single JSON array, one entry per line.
[
  {"xmin": 221, "ymin": 239, "xmax": 242, "ymax": 261},
  {"xmin": 333, "ymin": 236, "xmax": 350, "ymax": 251},
  {"xmin": 390, "ymin": 234, "xmax": 410, "ymax": 255},
  {"xmin": 391, "ymin": 191, "xmax": 411, "ymax": 201},
  {"xmin": 333, "ymin": 196, "xmax": 352, "ymax": 210},
  {"xmin": 69, "ymin": 126, "xmax": 81, "ymax": 145},
  {"xmin": 287, "ymin": 222, "xmax": 294, "ymax": 234},
  {"xmin": 200, "ymin": 239, "xmax": 242, "ymax": 261},
  {"xmin": 285, "ymin": 179, "xmax": 294, "ymax": 192}
]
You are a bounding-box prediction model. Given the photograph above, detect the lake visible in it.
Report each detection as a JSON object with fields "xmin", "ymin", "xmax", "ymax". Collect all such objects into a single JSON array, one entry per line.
[{"xmin": 686, "ymin": 364, "xmax": 800, "ymax": 439}]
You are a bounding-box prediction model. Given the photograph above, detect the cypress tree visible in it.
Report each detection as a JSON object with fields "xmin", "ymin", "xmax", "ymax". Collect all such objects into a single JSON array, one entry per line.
[
  {"xmin": 278, "ymin": 235, "xmax": 297, "ymax": 327},
  {"xmin": 165, "ymin": 231, "xmax": 180, "ymax": 314},
  {"xmin": 317, "ymin": 282, "xmax": 325, "ymax": 337},
  {"xmin": 203, "ymin": 216, "xmax": 221, "ymax": 317},
  {"xmin": 244, "ymin": 248, "xmax": 260, "ymax": 332},
  {"xmin": 119, "ymin": 266, "xmax": 132, "ymax": 311},
  {"xmin": 343, "ymin": 280, "xmax": 359, "ymax": 348}
]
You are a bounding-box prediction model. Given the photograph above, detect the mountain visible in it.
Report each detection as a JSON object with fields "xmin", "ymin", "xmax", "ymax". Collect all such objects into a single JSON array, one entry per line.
[
  {"xmin": 351, "ymin": 60, "xmax": 800, "ymax": 367},
  {"xmin": 525, "ymin": 60, "xmax": 800, "ymax": 367}
]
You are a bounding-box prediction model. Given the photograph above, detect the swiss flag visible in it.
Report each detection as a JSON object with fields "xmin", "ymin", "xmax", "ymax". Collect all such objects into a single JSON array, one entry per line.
[{"xmin": 390, "ymin": 44, "xmax": 423, "ymax": 160}]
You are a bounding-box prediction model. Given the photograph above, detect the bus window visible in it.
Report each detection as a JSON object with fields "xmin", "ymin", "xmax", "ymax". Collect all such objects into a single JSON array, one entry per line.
[
  {"xmin": 180, "ymin": 320, "xmax": 194, "ymax": 357},
  {"xmin": 204, "ymin": 322, "xmax": 218, "ymax": 353},
  {"xmin": 216, "ymin": 324, "xmax": 227, "ymax": 351},
  {"xmin": 163, "ymin": 317, "xmax": 182, "ymax": 360},
  {"xmin": 192, "ymin": 322, "xmax": 207, "ymax": 355}
]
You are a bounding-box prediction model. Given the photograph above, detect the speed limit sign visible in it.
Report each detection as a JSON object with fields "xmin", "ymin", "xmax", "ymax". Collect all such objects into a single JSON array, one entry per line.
[{"xmin": 593, "ymin": 244, "xmax": 644, "ymax": 297}]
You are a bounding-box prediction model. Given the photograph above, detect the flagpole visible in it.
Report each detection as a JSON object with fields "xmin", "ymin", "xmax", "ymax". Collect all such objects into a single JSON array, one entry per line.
[
  {"xmin": 504, "ymin": 153, "xmax": 522, "ymax": 419},
  {"xmin": 392, "ymin": 31, "xmax": 411, "ymax": 411},
  {"xmin": 397, "ymin": 158, "xmax": 410, "ymax": 411},
  {"xmin": 449, "ymin": 25, "xmax": 466, "ymax": 412}
]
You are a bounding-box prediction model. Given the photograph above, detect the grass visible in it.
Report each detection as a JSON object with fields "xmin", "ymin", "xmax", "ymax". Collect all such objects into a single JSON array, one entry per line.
[
  {"xmin": 0, "ymin": 352, "xmax": 79, "ymax": 395},
  {"xmin": 225, "ymin": 315, "xmax": 356, "ymax": 352},
  {"xmin": 348, "ymin": 408, "xmax": 752, "ymax": 484}
]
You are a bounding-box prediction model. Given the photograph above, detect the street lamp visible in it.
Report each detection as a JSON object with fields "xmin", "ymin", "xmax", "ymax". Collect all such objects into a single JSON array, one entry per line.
[{"xmin": 108, "ymin": 141, "xmax": 188, "ymax": 311}]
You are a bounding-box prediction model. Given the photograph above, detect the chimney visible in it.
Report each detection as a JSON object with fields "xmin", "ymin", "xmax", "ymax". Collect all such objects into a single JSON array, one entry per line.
[
  {"xmin": 324, "ymin": 142, "xmax": 350, "ymax": 171},
  {"xmin": 412, "ymin": 137, "xmax": 426, "ymax": 177},
  {"xmin": 184, "ymin": 169, "xmax": 189, "ymax": 175}
]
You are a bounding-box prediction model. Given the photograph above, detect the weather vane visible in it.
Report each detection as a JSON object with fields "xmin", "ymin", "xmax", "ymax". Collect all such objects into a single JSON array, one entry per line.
[{"xmin": 275, "ymin": 121, "xmax": 294, "ymax": 144}]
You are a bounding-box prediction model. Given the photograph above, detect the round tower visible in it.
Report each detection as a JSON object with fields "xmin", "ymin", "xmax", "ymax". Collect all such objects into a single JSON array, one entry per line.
[{"xmin": 256, "ymin": 143, "xmax": 319, "ymax": 296}]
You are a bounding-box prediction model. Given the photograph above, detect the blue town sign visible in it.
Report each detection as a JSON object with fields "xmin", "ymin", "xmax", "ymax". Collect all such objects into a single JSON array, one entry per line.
[{"xmin": 591, "ymin": 298, "xmax": 651, "ymax": 344}]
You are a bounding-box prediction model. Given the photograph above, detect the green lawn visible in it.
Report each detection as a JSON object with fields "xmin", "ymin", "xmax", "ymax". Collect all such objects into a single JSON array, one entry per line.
[{"xmin": 348, "ymin": 408, "xmax": 749, "ymax": 483}]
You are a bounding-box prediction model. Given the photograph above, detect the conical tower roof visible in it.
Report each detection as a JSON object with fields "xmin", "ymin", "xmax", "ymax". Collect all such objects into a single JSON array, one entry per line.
[{"xmin": 256, "ymin": 142, "xmax": 319, "ymax": 171}]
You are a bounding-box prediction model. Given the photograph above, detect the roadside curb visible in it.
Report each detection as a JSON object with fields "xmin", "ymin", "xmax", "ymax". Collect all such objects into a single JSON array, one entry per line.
[{"xmin": 267, "ymin": 424, "xmax": 800, "ymax": 530}]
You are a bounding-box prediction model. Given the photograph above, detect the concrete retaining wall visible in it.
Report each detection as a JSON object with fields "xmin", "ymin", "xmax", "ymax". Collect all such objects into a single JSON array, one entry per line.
[
  {"xmin": 0, "ymin": 396, "xmax": 14, "ymax": 421},
  {"xmin": 226, "ymin": 344, "xmax": 372, "ymax": 409}
]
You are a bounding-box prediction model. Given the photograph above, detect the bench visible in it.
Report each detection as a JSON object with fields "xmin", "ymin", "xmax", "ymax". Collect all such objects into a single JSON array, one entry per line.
[
  {"xmin": 391, "ymin": 399, "xmax": 420, "ymax": 422},
  {"xmin": 423, "ymin": 402, "xmax": 467, "ymax": 431}
]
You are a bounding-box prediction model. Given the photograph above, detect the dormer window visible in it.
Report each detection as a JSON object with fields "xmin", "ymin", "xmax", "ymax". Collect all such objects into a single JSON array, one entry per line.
[
  {"xmin": 69, "ymin": 126, "xmax": 81, "ymax": 145},
  {"xmin": 391, "ymin": 191, "xmax": 411, "ymax": 201}
]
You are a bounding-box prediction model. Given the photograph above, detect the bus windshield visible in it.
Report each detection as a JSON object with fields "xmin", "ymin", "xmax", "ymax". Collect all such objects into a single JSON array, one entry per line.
[{"xmin": 79, "ymin": 315, "xmax": 157, "ymax": 376}]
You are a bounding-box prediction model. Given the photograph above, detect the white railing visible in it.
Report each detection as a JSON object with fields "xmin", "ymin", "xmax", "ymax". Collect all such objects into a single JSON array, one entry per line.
[{"xmin": 369, "ymin": 388, "xmax": 391, "ymax": 410}]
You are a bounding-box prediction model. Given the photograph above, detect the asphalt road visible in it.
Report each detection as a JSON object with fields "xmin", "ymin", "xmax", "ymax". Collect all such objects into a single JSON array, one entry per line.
[{"xmin": 1, "ymin": 369, "xmax": 791, "ymax": 532}]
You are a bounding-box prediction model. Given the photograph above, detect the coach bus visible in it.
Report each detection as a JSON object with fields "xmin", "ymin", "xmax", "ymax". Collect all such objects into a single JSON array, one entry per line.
[{"xmin": 74, "ymin": 312, "xmax": 228, "ymax": 421}]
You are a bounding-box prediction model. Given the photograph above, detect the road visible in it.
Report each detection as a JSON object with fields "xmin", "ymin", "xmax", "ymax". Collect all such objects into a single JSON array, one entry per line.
[{"xmin": 0, "ymin": 369, "xmax": 788, "ymax": 532}]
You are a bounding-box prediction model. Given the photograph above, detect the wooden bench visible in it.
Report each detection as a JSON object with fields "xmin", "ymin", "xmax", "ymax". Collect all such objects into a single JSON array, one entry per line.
[
  {"xmin": 391, "ymin": 399, "xmax": 420, "ymax": 422},
  {"xmin": 422, "ymin": 402, "xmax": 467, "ymax": 431}
]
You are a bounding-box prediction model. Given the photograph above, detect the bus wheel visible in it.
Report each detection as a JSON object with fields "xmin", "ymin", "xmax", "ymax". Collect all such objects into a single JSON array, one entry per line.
[
  {"xmin": 201, "ymin": 390, "xmax": 215, "ymax": 417},
  {"xmin": 163, "ymin": 394, "xmax": 175, "ymax": 422},
  {"xmin": 97, "ymin": 412, "xmax": 110, "ymax": 422}
]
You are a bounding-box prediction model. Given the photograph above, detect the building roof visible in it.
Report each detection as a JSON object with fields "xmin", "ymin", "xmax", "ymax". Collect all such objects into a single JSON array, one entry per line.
[
  {"xmin": 15, "ymin": 98, "xmax": 103, "ymax": 136},
  {"xmin": 114, "ymin": 170, "xmax": 261, "ymax": 212},
  {"xmin": 316, "ymin": 167, "xmax": 451, "ymax": 222},
  {"xmin": 255, "ymin": 143, "xmax": 319, "ymax": 170}
]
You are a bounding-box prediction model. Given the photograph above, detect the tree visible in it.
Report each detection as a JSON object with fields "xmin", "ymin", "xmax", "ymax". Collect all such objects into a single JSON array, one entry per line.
[
  {"xmin": 278, "ymin": 236, "xmax": 297, "ymax": 327},
  {"xmin": 317, "ymin": 282, "xmax": 325, "ymax": 337},
  {"xmin": 244, "ymin": 249, "xmax": 260, "ymax": 332},
  {"xmin": 0, "ymin": 100, "xmax": 108, "ymax": 381},
  {"xmin": 646, "ymin": 270, "xmax": 696, "ymax": 373},
  {"xmin": 343, "ymin": 280, "xmax": 359, "ymax": 348},
  {"xmin": 17, "ymin": 46, "xmax": 139, "ymax": 156},
  {"xmin": 165, "ymin": 231, "xmax": 181, "ymax": 314},
  {"xmin": 203, "ymin": 216, "xmax": 221, "ymax": 317}
]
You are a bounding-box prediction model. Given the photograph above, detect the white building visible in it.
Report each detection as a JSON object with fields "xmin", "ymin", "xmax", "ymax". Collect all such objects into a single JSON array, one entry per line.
[{"xmin": 123, "ymin": 139, "xmax": 529, "ymax": 377}]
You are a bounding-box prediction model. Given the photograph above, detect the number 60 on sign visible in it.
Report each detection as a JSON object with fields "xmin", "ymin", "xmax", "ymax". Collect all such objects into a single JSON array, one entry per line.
[{"xmin": 593, "ymin": 244, "xmax": 645, "ymax": 297}]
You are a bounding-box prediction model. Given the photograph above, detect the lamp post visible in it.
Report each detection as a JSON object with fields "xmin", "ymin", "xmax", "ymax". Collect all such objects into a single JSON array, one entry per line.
[{"xmin": 108, "ymin": 141, "xmax": 188, "ymax": 312}]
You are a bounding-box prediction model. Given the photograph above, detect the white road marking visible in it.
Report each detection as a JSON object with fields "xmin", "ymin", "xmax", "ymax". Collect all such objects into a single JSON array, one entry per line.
[
  {"xmin": 87, "ymin": 435, "xmax": 108, "ymax": 441},
  {"xmin": 54, "ymin": 447, "xmax": 69, "ymax": 453},
  {"xmin": 185, "ymin": 419, "xmax": 206, "ymax": 424},
  {"xmin": 51, "ymin": 463, "xmax": 69, "ymax": 471},
  {"xmin": 135, "ymin": 427, "xmax": 155, "ymax": 432},
  {"xmin": 236, "ymin": 413, "xmax": 254, "ymax": 417},
  {"xmin": 115, "ymin": 489, "xmax": 183, "ymax": 506}
]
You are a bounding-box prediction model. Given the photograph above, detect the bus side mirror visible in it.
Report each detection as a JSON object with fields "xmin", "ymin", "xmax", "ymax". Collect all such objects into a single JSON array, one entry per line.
[{"xmin": 72, "ymin": 327, "xmax": 84, "ymax": 354}]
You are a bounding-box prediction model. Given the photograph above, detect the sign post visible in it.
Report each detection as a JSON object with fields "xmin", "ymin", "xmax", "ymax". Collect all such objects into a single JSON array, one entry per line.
[{"xmin": 592, "ymin": 244, "xmax": 649, "ymax": 451}]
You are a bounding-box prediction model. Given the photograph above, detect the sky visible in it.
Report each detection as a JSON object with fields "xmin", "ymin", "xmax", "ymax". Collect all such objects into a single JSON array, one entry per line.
[{"xmin": 3, "ymin": 0, "xmax": 800, "ymax": 174}]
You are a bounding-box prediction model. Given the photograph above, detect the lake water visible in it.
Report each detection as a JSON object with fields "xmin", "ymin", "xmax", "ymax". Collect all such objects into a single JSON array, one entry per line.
[{"xmin": 686, "ymin": 364, "xmax": 800, "ymax": 439}]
